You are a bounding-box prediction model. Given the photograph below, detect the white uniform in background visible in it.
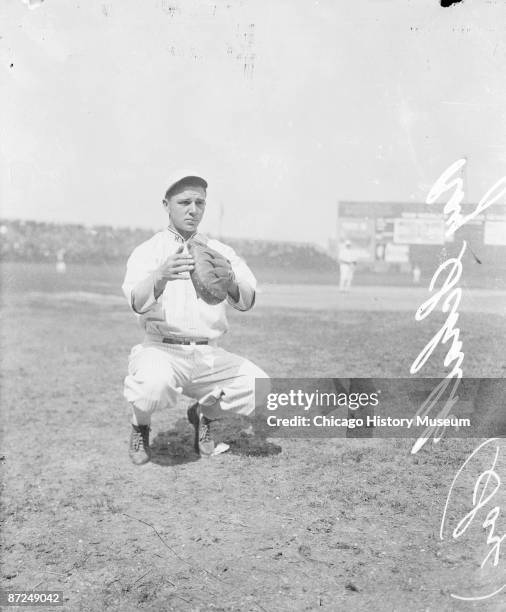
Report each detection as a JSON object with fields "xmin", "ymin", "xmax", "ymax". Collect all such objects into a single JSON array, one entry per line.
[
  {"xmin": 55, "ymin": 249, "xmax": 66, "ymax": 274},
  {"xmin": 339, "ymin": 242, "xmax": 356, "ymax": 291}
]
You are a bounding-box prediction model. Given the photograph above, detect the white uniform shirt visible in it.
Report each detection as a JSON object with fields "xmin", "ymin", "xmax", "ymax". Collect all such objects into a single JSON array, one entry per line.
[
  {"xmin": 122, "ymin": 227, "xmax": 256, "ymax": 340},
  {"xmin": 339, "ymin": 244, "xmax": 356, "ymax": 265}
]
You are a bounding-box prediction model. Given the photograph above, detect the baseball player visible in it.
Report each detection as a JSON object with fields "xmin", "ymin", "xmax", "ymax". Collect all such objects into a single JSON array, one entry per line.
[
  {"xmin": 338, "ymin": 240, "xmax": 356, "ymax": 292},
  {"xmin": 122, "ymin": 170, "xmax": 270, "ymax": 464}
]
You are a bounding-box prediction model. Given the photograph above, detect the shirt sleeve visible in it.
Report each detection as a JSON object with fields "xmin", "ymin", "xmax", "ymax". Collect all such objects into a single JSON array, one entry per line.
[
  {"xmin": 210, "ymin": 240, "xmax": 257, "ymax": 312},
  {"xmin": 121, "ymin": 241, "xmax": 159, "ymax": 314}
]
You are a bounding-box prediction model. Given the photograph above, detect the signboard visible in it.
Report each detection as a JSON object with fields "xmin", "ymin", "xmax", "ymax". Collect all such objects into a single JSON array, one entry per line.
[
  {"xmin": 483, "ymin": 220, "xmax": 506, "ymax": 246},
  {"xmin": 384, "ymin": 243, "xmax": 409, "ymax": 263},
  {"xmin": 393, "ymin": 218, "xmax": 445, "ymax": 245}
]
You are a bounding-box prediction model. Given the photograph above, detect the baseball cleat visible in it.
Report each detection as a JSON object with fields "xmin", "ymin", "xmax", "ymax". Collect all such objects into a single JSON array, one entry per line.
[
  {"xmin": 128, "ymin": 424, "xmax": 152, "ymax": 465},
  {"xmin": 187, "ymin": 402, "xmax": 221, "ymax": 457},
  {"xmin": 212, "ymin": 442, "xmax": 230, "ymax": 456}
]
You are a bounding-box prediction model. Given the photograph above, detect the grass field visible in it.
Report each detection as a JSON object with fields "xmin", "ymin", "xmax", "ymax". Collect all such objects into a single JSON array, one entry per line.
[{"xmin": 1, "ymin": 263, "xmax": 505, "ymax": 611}]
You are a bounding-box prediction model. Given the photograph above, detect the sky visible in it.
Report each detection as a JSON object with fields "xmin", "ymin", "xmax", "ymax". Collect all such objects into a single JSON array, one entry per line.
[{"xmin": 2, "ymin": 0, "xmax": 506, "ymax": 246}]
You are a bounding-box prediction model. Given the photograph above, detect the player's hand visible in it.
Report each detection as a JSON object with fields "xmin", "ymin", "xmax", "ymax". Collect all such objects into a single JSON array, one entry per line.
[{"xmin": 153, "ymin": 245, "xmax": 194, "ymax": 294}]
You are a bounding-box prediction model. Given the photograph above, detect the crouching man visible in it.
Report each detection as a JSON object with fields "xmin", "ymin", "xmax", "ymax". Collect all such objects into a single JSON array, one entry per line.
[{"xmin": 122, "ymin": 170, "xmax": 270, "ymax": 464}]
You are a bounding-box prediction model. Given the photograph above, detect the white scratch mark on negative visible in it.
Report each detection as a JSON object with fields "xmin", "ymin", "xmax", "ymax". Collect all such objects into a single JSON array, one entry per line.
[{"xmin": 235, "ymin": 23, "xmax": 256, "ymax": 79}]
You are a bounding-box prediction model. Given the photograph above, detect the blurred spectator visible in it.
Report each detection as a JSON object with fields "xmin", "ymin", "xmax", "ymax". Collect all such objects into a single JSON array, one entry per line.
[
  {"xmin": 412, "ymin": 264, "xmax": 421, "ymax": 284},
  {"xmin": 0, "ymin": 219, "xmax": 337, "ymax": 270},
  {"xmin": 56, "ymin": 248, "xmax": 67, "ymax": 274}
]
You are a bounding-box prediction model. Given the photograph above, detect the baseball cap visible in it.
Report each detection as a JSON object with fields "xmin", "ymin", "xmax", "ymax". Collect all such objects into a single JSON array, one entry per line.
[{"xmin": 165, "ymin": 170, "xmax": 208, "ymax": 199}]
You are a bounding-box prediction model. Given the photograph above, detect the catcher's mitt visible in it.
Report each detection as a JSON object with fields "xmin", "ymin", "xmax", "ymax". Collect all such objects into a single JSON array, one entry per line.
[{"xmin": 187, "ymin": 238, "xmax": 234, "ymax": 305}]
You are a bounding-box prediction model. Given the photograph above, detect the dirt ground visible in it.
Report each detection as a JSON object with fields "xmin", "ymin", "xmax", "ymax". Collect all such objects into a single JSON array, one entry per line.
[{"xmin": 1, "ymin": 264, "xmax": 505, "ymax": 611}]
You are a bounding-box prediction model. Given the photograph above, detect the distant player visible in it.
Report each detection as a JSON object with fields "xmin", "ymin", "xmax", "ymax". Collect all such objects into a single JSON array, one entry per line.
[
  {"xmin": 339, "ymin": 240, "xmax": 356, "ymax": 291},
  {"xmin": 412, "ymin": 264, "xmax": 421, "ymax": 284},
  {"xmin": 55, "ymin": 248, "xmax": 66, "ymax": 274}
]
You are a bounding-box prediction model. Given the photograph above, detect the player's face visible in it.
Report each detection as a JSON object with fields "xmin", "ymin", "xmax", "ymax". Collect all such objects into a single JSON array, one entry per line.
[{"xmin": 164, "ymin": 185, "xmax": 206, "ymax": 237}]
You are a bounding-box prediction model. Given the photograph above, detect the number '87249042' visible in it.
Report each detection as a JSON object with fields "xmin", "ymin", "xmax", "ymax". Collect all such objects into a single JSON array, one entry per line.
[{"xmin": 0, "ymin": 591, "xmax": 63, "ymax": 606}]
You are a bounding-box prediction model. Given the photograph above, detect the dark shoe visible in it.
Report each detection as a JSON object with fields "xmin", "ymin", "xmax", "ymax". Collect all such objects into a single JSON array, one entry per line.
[
  {"xmin": 129, "ymin": 424, "xmax": 151, "ymax": 465},
  {"xmin": 187, "ymin": 403, "xmax": 215, "ymax": 456}
]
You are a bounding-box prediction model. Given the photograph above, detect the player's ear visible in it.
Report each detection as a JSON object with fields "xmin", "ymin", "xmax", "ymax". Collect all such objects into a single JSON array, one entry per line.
[{"xmin": 162, "ymin": 198, "xmax": 170, "ymax": 213}]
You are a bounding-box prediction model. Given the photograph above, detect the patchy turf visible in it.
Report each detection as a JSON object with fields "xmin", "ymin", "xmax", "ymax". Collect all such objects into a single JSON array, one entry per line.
[{"xmin": 1, "ymin": 271, "xmax": 505, "ymax": 611}]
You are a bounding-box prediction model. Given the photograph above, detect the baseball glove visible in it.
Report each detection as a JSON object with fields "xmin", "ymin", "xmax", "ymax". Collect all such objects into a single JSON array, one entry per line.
[{"xmin": 187, "ymin": 238, "xmax": 234, "ymax": 305}]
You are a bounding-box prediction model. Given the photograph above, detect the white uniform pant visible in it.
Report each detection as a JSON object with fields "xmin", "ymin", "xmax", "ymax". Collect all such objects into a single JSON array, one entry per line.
[
  {"xmin": 124, "ymin": 342, "xmax": 270, "ymax": 425},
  {"xmin": 339, "ymin": 263, "xmax": 354, "ymax": 291}
]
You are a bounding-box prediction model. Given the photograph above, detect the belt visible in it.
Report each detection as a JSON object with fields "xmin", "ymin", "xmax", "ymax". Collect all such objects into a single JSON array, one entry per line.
[{"xmin": 162, "ymin": 337, "xmax": 209, "ymax": 346}]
